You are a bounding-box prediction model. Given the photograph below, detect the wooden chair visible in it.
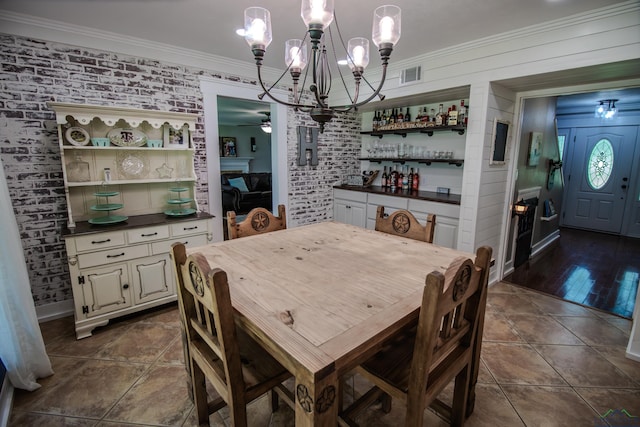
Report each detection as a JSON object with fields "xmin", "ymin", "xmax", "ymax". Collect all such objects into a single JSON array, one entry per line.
[
  {"xmin": 170, "ymin": 243, "xmax": 293, "ymax": 426},
  {"xmin": 375, "ymin": 206, "xmax": 436, "ymax": 243},
  {"xmin": 227, "ymin": 204, "xmax": 287, "ymax": 240},
  {"xmin": 340, "ymin": 246, "xmax": 493, "ymax": 427}
]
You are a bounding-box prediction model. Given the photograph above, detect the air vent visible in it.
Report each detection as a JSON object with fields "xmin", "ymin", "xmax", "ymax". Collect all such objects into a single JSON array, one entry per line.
[{"xmin": 400, "ymin": 66, "xmax": 421, "ymax": 85}]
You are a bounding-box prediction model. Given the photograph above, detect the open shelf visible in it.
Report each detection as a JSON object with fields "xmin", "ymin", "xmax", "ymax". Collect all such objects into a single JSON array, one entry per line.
[
  {"xmin": 359, "ymin": 158, "xmax": 464, "ymax": 167},
  {"xmin": 361, "ymin": 125, "xmax": 466, "ymax": 138}
]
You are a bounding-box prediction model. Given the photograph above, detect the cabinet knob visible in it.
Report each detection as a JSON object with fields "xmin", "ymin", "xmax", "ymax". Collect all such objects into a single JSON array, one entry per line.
[{"xmin": 123, "ymin": 284, "xmax": 129, "ymax": 289}]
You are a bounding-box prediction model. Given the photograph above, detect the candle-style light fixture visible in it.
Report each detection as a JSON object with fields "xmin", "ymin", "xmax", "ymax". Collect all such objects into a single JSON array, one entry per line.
[{"xmin": 243, "ymin": 0, "xmax": 401, "ymax": 132}]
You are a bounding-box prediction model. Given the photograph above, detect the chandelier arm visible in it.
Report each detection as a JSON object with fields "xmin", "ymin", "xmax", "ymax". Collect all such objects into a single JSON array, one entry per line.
[
  {"xmin": 309, "ymin": 42, "xmax": 329, "ymax": 108},
  {"xmin": 327, "ymin": 24, "xmax": 357, "ymax": 106},
  {"xmin": 329, "ymin": 63, "xmax": 389, "ymax": 113},
  {"xmin": 256, "ymin": 64, "xmax": 315, "ymax": 109}
]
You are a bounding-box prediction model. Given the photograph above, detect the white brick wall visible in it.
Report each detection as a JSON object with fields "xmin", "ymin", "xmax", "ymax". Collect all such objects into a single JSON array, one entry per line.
[{"xmin": 0, "ymin": 33, "xmax": 362, "ymax": 307}]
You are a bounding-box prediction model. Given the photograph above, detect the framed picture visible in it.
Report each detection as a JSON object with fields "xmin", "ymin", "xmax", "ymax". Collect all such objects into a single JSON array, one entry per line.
[
  {"xmin": 489, "ymin": 118, "xmax": 510, "ymax": 165},
  {"xmin": 220, "ymin": 137, "xmax": 237, "ymax": 157},
  {"xmin": 164, "ymin": 124, "xmax": 190, "ymax": 148},
  {"xmin": 528, "ymin": 131, "xmax": 543, "ymax": 166}
]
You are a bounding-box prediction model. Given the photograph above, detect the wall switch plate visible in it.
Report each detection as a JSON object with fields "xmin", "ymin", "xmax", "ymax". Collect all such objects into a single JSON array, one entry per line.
[{"xmin": 437, "ymin": 187, "xmax": 450, "ymax": 195}]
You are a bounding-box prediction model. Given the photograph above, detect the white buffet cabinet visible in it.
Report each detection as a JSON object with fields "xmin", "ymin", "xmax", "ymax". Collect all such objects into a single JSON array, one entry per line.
[
  {"xmin": 333, "ymin": 187, "xmax": 460, "ymax": 249},
  {"xmin": 49, "ymin": 102, "xmax": 214, "ymax": 338}
]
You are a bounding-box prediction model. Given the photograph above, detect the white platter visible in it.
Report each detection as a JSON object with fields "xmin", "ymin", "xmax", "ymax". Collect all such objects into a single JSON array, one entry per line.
[
  {"xmin": 117, "ymin": 152, "xmax": 149, "ymax": 179},
  {"xmin": 65, "ymin": 126, "xmax": 91, "ymax": 146},
  {"xmin": 108, "ymin": 127, "xmax": 147, "ymax": 147}
]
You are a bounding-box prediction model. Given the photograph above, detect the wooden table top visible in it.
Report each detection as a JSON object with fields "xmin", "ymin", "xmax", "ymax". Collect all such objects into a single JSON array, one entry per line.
[{"xmin": 188, "ymin": 221, "xmax": 473, "ymax": 378}]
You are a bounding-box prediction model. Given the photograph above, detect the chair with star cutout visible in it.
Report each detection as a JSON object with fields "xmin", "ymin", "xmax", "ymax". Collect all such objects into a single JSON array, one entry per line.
[
  {"xmin": 375, "ymin": 206, "xmax": 436, "ymax": 243},
  {"xmin": 170, "ymin": 243, "xmax": 294, "ymax": 426},
  {"xmin": 227, "ymin": 204, "xmax": 287, "ymax": 240}
]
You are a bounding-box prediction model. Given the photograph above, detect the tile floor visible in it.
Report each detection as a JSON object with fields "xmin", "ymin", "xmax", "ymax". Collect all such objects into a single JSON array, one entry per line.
[{"xmin": 9, "ymin": 282, "xmax": 640, "ymax": 426}]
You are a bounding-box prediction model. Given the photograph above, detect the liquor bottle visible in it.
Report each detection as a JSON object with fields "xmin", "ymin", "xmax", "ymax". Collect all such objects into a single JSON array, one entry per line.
[
  {"xmin": 447, "ymin": 104, "xmax": 458, "ymax": 126},
  {"xmin": 398, "ymin": 108, "xmax": 404, "ymax": 124},
  {"xmin": 380, "ymin": 110, "xmax": 387, "ymax": 127},
  {"xmin": 402, "ymin": 166, "xmax": 409, "ymax": 190},
  {"xmin": 407, "ymin": 167, "xmax": 414, "ymax": 190},
  {"xmin": 405, "ymin": 107, "xmax": 411, "ymax": 123},
  {"xmin": 412, "ymin": 168, "xmax": 420, "ymax": 191},
  {"xmin": 397, "ymin": 166, "xmax": 404, "ymax": 191},
  {"xmin": 415, "ymin": 107, "xmax": 422, "ymax": 122},
  {"xmin": 458, "ymin": 100, "xmax": 466, "ymax": 126},
  {"xmin": 389, "ymin": 165, "xmax": 398, "ymax": 191},
  {"xmin": 430, "ymin": 108, "xmax": 436, "ymax": 123},
  {"xmin": 421, "ymin": 107, "xmax": 430, "ymax": 122},
  {"xmin": 435, "ymin": 104, "xmax": 445, "ymax": 126},
  {"xmin": 372, "ymin": 111, "xmax": 378, "ymax": 130},
  {"xmin": 388, "ymin": 109, "xmax": 395, "ymax": 125},
  {"xmin": 381, "ymin": 166, "xmax": 388, "ymax": 188}
]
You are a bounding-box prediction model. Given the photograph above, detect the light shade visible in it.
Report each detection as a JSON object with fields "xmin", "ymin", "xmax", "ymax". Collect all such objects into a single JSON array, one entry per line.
[
  {"xmin": 261, "ymin": 123, "xmax": 272, "ymax": 133},
  {"xmin": 244, "ymin": 7, "xmax": 272, "ymax": 50},
  {"xmin": 301, "ymin": 0, "xmax": 334, "ymax": 28},
  {"xmin": 372, "ymin": 5, "xmax": 401, "ymax": 47},
  {"xmin": 285, "ymin": 39, "xmax": 308, "ymax": 72},
  {"xmin": 347, "ymin": 37, "xmax": 370, "ymax": 71}
]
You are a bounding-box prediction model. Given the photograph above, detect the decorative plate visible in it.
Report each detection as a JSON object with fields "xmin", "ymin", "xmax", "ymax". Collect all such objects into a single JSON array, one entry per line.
[
  {"xmin": 165, "ymin": 208, "xmax": 196, "ymax": 217},
  {"xmin": 89, "ymin": 214, "xmax": 128, "ymax": 225},
  {"xmin": 108, "ymin": 128, "xmax": 147, "ymax": 147},
  {"xmin": 117, "ymin": 152, "xmax": 149, "ymax": 179},
  {"xmin": 65, "ymin": 126, "xmax": 91, "ymax": 146}
]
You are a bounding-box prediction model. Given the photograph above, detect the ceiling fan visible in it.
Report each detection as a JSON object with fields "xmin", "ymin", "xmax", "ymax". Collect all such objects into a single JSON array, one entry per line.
[{"xmin": 238, "ymin": 111, "xmax": 272, "ymax": 133}]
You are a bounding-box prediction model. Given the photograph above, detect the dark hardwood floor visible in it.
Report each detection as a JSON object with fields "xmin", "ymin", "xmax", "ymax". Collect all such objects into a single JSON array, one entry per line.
[{"xmin": 505, "ymin": 227, "xmax": 640, "ymax": 319}]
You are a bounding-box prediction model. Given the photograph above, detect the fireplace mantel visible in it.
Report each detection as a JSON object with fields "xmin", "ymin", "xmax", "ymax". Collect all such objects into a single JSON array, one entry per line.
[{"xmin": 220, "ymin": 157, "xmax": 254, "ymax": 173}]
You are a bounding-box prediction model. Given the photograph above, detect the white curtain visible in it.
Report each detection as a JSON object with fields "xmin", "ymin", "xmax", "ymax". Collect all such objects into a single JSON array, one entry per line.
[{"xmin": 0, "ymin": 160, "xmax": 53, "ymax": 391}]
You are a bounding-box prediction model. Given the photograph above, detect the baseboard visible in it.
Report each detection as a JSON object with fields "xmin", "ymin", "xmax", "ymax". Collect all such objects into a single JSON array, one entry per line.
[
  {"xmin": 531, "ymin": 229, "xmax": 560, "ymax": 259},
  {"xmin": 35, "ymin": 299, "xmax": 74, "ymax": 323}
]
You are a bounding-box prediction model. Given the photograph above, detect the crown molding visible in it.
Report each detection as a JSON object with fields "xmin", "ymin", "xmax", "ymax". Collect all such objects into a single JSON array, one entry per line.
[{"xmin": 0, "ymin": 9, "xmax": 284, "ymax": 83}]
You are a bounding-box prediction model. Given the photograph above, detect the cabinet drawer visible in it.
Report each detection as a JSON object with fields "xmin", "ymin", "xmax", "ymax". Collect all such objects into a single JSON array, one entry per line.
[
  {"xmin": 408, "ymin": 199, "xmax": 460, "ymax": 218},
  {"xmin": 334, "ymin": 189, "xmax": 367, "ymax": 203},
  {"xmin": 127, "ymin": 225, "xmax": 170, "ymax": 244},
  {"xmin": 78, "ymin": 245, "xmax": 149, "ymax": 269},
  {"xmin": 151, "ymin": 233, "xmax": 209, "ymax": 255},
  {"xmin": 170, "ymin": 220, "xmax": 209, "ymax": 237},
  {"xmin": 367, "ymin": 194, "xmax": 408, "ymax": 210},
  {"xmin": 73, "ymin": 231, "xmax": 126, "ymax": 253}
]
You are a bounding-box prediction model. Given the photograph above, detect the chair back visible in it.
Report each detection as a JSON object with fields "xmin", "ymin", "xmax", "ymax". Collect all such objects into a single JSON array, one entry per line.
[
  {"xmin": 227, "ymin": 204, "xmax": 287, "ymax": 240},
  {"xmin": 171, "ymin": 243, "xmax": 246, "ymax": 410},
  {"xmin": 406, "ymin": 246, "xmax": 492, "ymax": 423},
  {"xmin": 375, "ymin": 206, "xmax": 435, "ymax": 243}
]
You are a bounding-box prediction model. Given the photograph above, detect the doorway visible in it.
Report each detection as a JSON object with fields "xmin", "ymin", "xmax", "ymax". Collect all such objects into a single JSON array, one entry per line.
[
  {"xmin": 562, "ymin": 126, "xmax": 639, "ymax": 233},
  {"xmin": 200, "ymin": 77, "xmax": 289, "ymax": 243}
]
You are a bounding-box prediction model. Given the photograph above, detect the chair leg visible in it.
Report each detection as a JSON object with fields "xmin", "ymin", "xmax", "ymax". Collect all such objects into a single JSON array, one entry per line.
[
  {"xmin": 191, "ymin": 361, "xmax": 210, "ymax": 426},
  {"xmin": 380, "ymin": 392, "xmax": 392, "ymax": 414},
  {"xmin": 451, "ymin": 365, "xmax": 471, "ymax": 427}
]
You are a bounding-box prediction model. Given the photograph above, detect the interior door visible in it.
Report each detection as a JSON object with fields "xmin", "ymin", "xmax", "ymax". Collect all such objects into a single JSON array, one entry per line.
[{"xmin": 562, "ymin": 126, "xmax": 638, "ymax": 233}]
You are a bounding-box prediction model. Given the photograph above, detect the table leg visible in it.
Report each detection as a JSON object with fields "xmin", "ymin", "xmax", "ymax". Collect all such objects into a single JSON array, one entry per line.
[{"xmin": 294, "ymin": 371, "xmax": 339, "ymax": 427}]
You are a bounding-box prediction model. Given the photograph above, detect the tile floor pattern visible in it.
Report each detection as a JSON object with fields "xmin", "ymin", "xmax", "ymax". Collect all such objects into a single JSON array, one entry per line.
[{"xmin": 9, "ymin": 282, "xmax": 640, "ymax": 426}]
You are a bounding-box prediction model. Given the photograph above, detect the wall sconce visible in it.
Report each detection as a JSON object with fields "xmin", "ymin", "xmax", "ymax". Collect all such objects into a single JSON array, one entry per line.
[{"xmin": 512, "ymin": 199, "xmax": 530, "ymax": 218}]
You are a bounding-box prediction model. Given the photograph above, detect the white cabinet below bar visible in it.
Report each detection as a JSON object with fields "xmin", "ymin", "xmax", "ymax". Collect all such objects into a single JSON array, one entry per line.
[{"xmin": 333, "ymin": 185, "xmax": 460, "ymax": 249}]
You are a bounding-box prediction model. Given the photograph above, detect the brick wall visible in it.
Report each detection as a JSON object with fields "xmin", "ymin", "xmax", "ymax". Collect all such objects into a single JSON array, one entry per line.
[{"xmin": 0, "ymin": 33, "xmax": 361, "ymax": 308}]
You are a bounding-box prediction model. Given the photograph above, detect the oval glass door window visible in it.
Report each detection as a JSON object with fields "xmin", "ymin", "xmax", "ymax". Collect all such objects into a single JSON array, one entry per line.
[{"xmin": 587, "ymin": 138, "xmax": 614, "ymax": 190}]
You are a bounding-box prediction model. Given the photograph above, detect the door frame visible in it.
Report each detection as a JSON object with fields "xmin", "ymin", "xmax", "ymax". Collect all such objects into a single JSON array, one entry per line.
[
  {"xmin": 499, "ymin": 78, "xmax": 640, "ymax": 280},
  {"xmin": 200, "ymin": 77, "xmax": 289, "ymax": 242}
]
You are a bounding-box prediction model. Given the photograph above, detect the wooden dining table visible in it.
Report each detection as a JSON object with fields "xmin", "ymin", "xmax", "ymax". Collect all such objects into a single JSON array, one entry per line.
[{"xmin": 188, "ymin": 221, "xmax": 481, "ymax": 426}]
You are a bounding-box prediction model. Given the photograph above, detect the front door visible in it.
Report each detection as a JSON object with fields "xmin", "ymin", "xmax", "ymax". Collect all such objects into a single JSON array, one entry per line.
[{"xmin": 562, "ymin": 126, "xmax": 638, "ymax": 233}]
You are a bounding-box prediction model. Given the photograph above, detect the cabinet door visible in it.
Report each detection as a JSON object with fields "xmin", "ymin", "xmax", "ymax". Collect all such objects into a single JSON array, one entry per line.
[
  {"xmin": 433, "ymin": 217, "xmax": 459, "ymax": 249},
  {"xmin": 130, "ymin": 253, "xmax": 174, "ymax": 304},
  {"xmin": 334, "ymin": 199, "xmax": 366, "ymax": 227},
  {"xmin": 82, "ymin": 263, "xmax": 132, "ymax": 318}
]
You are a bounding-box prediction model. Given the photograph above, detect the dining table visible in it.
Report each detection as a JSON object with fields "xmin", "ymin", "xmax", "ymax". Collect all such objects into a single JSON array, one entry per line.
[{"xmin": 187, "ymin": 221, "xmax": 485, "ymax": 426}]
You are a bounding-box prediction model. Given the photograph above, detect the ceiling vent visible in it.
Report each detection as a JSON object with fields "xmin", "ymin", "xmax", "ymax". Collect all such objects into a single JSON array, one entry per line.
[{"xmin": 399, "ymin": 66, "xmax": 421, "ymax": 86}]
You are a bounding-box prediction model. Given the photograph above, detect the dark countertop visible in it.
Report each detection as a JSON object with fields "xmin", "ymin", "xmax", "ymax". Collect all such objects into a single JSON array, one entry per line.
[
  {"xmin": 334, "ymin": 185, "xmax": 461, "ymax": 205},
  {"xmin": 62, "ymin": 211, "xmax": 214, "ymax": 237}
]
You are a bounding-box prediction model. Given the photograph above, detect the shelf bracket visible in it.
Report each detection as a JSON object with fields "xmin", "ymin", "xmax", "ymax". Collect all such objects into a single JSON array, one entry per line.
[
  {"xmin": 420, "ymin": 130, "xmax": 434, "ymax": 137},
  {"xmin": 453, "ymin": 128, "xmax": 466, "ymax": 136}
]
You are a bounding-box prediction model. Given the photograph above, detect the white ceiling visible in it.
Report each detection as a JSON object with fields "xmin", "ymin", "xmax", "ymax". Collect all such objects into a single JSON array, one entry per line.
[{"xmin": 1, "ymin": 0, "xmax": 638, "ymax": 123}]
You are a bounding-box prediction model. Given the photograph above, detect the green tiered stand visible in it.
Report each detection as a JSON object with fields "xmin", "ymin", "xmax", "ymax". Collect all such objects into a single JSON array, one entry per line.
[
  {"xmin": 165, "ymin": 186, "xmax": 196, "ymax": 217},
  {"xmin": 89, "ymin": 191, "xmax": 128, "ymax": 225}
]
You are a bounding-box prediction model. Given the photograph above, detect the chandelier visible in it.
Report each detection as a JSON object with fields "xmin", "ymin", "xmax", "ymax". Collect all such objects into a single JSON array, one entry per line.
[
  {"xmin": 243, "ymin": 0, "xmax": 401, "ymax": 132},
  {"xmin": 595, "ymin": 99, "xmax": 618, "ymax": 119}
]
